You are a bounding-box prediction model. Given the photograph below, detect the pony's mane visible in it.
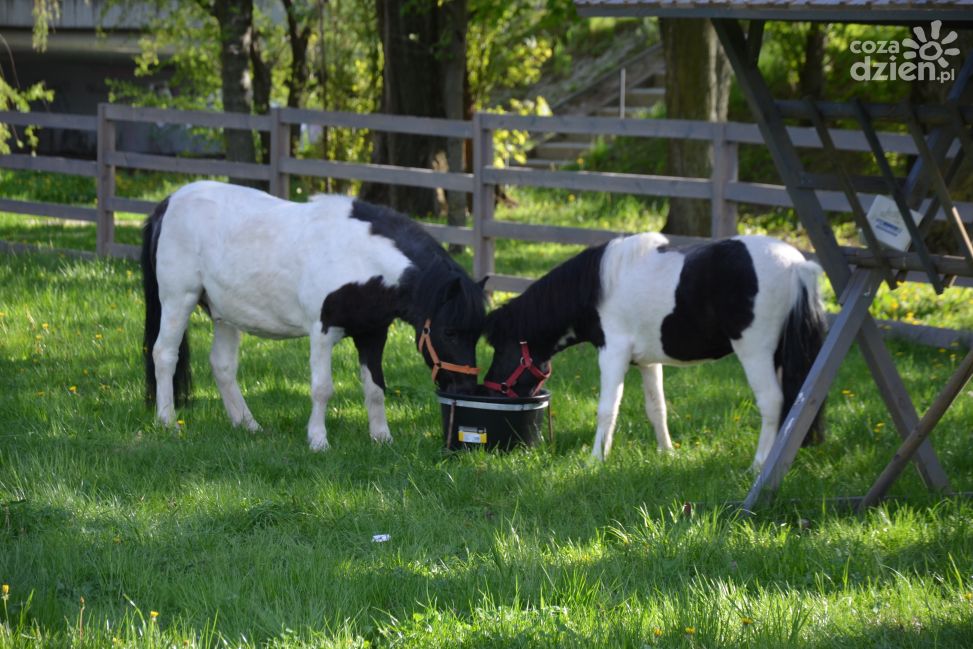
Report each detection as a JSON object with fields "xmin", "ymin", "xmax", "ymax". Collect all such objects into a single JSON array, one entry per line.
[
  {"xmin": 343, "ymin": 198, "xmax": 485, "ymax": 329},
  {"xmin": 411, "ymin": 259, "xmax": 486, "ymax": 331},
  {"xmin": 485, "ymin": 241, "xmax": 609, "ymax": 346}
]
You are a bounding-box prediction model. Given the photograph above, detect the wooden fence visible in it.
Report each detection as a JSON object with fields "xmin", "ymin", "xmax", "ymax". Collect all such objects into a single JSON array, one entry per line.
[{"xmin": 2, "ymin": 103, "xmax": 972, "ymax": 296}]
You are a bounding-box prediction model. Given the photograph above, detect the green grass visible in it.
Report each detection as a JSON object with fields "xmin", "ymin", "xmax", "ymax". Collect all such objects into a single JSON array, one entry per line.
[{"xmin": 2, "ymin": 247, "xmax": 973, "ymax": 648}]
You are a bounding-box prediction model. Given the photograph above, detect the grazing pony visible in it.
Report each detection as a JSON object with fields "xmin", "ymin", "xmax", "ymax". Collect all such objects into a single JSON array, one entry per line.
[
  {"xmin": 142, "ymin": 181, "xmax": 485, "ymax": 451},
  {"xmin": 483, "ymin": 234, "xmax": 826, "ymax": 471}
]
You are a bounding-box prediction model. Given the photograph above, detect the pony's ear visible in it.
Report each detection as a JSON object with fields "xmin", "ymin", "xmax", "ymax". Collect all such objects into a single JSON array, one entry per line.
[
  {"xmin": 476, "ymin": 276, "xmax": 489, "ymax": 291},
  {"xmin": 443, "ymin": 276, "xmax": 463, "ymax": 300}
]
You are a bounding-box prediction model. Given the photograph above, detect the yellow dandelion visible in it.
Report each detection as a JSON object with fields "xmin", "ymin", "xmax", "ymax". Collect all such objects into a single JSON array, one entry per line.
[
  {"xmin": 938, "ymin": 348, "xmax": 946, "ymax": 353},
  {"xmin": 653, "ymin": 627, "xmax": 663, "ymax": 637},
  {"xmin": 35, "ymin": 335, "xmax": 42, "ymax": 341},
  {"xmin": 2, "ymin": 584, "xmax": 9, "ymax": 595},
  {"xmin": 83, "ymin": 369, "xmax": 89, "ymax": 376},
  {"xmin": 673, "ymin": 441, "xmax": 681, "ymax": 449},
  {"xmin": 685, "ymin": 626, "xmax": 695, "ymax": 635},
  {"xmin": 95, "ymin": 334, "xmax": 103, "ymax": 340},
  {"xmin": 177, "ymin": 420, "xmax": 185, "ymax": 427},
  {"xmin": 36, "ymin": 391, "xmax": 45, "ymax": 397},
  {"xmin": 964, "ymin": 592, "xmax": 972, "ymax": 602},
  {"xmin": 150, "ymin": 610, "xmax": 159, "ymax": 622},
  {"xmin": 0, "ymin": 311, "xmax": 6, "ymax": 318},
  {"xmin": 42, "ymin": 323, "xmax": 49, "ymax": 330},
  {"xmin": 69, "ymin": 386, "xmax": 78, "ymax": 393},
  {"xmin": 741, "ymin": 616, "xmax": 754, "ymax": 625}
]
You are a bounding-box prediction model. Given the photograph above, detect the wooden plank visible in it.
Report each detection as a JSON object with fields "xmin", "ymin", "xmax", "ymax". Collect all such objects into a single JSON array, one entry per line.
[
  {"xmin": 472, "ymin": 113, "xmax": 496, "ymax": 281},
  {"xmin": 269, "ymin": 107, "xmax": 290, "ymax": 199},
  {"xmin": 417, "ymin": 223, "xmax": 475, "ymax": 246},
  {"xmin": 0, "ymin": 111, "xmax": 97, "ymax": 130},
  {"xmin": 103, "ymin": 104, "xmax": 271, "ymax": 131},
  {"xmin": 484, "ymin": 220, "xmax": 623, "ymax": 246},
  {"xmin": 280, "ymin": 108, "xmax": 473, "ymax": 139},
  {"xmin": 96, "ymin": 104, "xmax": 116, "ymax": 257},
  {"xmin": 859, "ymin": 349, "xmax": 973, "ymax": 511},
  {"xmin": 107, "ymin": 151, "xmax": 270, "ymax": 181},
  {"xmin": 841, "ymin": 247, "xmax": 973, "ymax": 278},
  {"xmin": 487, "ymin": 167, "xmax": 712, "ymax": 199},
  {"xmin": 0, "ymin": 154, "xmax": 97, "ymax": 177},
  {"xmin": 280, "ymin": 158, "xmax": 473, "ymax": 193},
  {"xmin": 0, "ymin": 198, "xmax": 97, "ymax": 222},
  {"xmin": 725, "ymin": 182, "xmax": 973, "ymax": 222},
  {"xmin": 481, "ymin": 112, "xmax": 719, "ymax": 140},
  {"xmin": 710, "ymin": 126, "xmax": 739, "ymax": 237},
  {"xmin": 726, "ymin": 122, "xmax": 923, "ymax": 155},
  {"xmin": 108, "ymin": 197, "xmax": 156, "ymax": 214}
]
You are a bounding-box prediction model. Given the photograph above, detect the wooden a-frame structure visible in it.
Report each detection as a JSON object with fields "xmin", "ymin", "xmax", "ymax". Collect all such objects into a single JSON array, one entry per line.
[{"xmin": 575, "ymin": 0, "xmax": 973, "ymax": 511}]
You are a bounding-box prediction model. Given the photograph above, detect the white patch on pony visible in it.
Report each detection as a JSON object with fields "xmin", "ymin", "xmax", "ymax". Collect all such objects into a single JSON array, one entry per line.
[{"xmin": 361, "ymin": 364, "xmax": 392, "ymax": 444}]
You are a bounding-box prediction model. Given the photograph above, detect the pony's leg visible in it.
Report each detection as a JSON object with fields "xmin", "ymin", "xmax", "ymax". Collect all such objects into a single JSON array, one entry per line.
[
  {"xmin": 733, "ymin": 339, "xmax": 783, "ymax": 473},
  {"xmin": 639, "ymin": 363, "xmax": 673, "ymax": 452},
  {"xmin": 153, "ymin": 294, "xmax": 197, "ymax": 425},
  {"xmin": 307, "ymin": 325, "xmax": 343, "ymax": 451},
  {"xmin": 352, "ymin": 331, "xmax": 392, "ymax": 444},
  {"xmin": 210, "ymin": 322, "xmax": 260, "ymax": 432},
  {"xmin": 591, "ymin": 341, "xmax": 632, "ymax": 460}
]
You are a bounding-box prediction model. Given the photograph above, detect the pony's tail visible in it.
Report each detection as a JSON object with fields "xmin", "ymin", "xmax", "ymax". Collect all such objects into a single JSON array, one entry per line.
[
  {"xmin": 776, "ymin": 261, "xmax": 827, "ymax": 446},
  {"xmin": 142, "ymin": 196, "xmax": 192, "ymax": 407}
]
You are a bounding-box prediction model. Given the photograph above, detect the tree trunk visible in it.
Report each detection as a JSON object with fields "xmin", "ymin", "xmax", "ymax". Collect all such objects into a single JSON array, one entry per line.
[
  {"xmin": 360, "ymin": 0, "xmax": 446, "ymax": 216},
  {"xmin": 441, "ymin": 0, "xmax": 468, "ymax": 250},
  {"xmin": 212, "ymin": 0, "xmax": 257, "ymax": 186},
  {"xmin": 283, "ymin": 0, "xmax": 311, "ymax": 155},
  {"xmin": 660, "ymin": 18, "xmax": 730, "ymax": 237},
  {"xmin": 798, "ymin": 23, "xmax": 828, "ymax": 101}
]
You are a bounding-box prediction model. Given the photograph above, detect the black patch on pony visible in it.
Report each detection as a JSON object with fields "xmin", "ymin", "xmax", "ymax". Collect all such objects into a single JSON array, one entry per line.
[
  {"xmin": 349, "ymin": 199, "xmax": 486, "ymax": 333},
  {"xmin": 660, "ymin": 239, "xmax": 758, "ymax": 362},
  {"xmin": 485, "ymin": 242, "xmax": 608, "ymax": 360},
  {"xmin": 141, "ymin": 195, "xmax": 192, "ymax": 406}
]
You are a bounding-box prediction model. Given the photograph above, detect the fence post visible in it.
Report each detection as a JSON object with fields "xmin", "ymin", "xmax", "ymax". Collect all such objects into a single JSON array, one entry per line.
[
  {"xmin": 96, "ymin": 103, "xmax": 116, "ymax": 256},
  {"xmin": 472, "ymin": 112, "xmax": 495, "ymax": 282},
  {"xmin": 710, "ymin": 122, "xmax": 739, "ymax": 238},
  {"xmin": 269, "ymin": 107, "xmax": 290, "ymax": 199}
]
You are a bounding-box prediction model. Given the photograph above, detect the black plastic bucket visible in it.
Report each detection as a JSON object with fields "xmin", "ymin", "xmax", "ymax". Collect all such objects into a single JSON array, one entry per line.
[{"xmin": 436, "ymin": 389, "xmax": 551, "ymax": 451}]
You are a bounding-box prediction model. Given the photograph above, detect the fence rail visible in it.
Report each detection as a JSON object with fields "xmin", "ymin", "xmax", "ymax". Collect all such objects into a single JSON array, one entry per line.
[{"xmin": 2, "ymin": 104, "xmax": 971, "ymax": 296}]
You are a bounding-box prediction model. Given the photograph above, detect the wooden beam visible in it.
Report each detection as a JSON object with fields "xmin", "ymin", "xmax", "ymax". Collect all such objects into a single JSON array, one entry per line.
[{"xmin": 858, "ymin": 349, "xmax": 973, "ymax": 511}]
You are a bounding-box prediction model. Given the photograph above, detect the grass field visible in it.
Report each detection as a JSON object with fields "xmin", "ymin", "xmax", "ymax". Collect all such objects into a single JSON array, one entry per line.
[{"xmin": 2, "ymin": 236, "xmax": 973, "ymax": 647}]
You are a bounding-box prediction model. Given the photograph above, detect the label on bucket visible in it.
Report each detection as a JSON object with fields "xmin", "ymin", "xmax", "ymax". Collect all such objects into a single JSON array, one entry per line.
[{"xmin": 458, "ymin": 426, "xmax": 487, "ymax": 444}]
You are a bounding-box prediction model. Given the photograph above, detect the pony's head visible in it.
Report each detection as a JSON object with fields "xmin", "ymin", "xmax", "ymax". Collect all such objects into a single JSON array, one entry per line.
[
  {"xmin": 482, "ymin": 308, "xmax": 552, "ymax": 398},
  {"xmin": 414, "ymin": 265, "xmax": 487, "ymax": 394}
]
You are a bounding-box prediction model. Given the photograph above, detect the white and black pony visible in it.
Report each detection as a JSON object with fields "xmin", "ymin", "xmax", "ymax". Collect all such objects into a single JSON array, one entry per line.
[
  {"xmin": 142, "ymin": 180, "xmax": 485, "ymax": 451},
  {"xmin": 483, "ymin": 233, "xmax": 826, "ymax": 471}
]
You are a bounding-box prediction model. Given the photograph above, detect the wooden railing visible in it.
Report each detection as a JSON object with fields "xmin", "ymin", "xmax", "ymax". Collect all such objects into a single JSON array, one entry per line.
[{"xmin": 1, "ymin": 103, "xmax": 971, "ymax": 294}]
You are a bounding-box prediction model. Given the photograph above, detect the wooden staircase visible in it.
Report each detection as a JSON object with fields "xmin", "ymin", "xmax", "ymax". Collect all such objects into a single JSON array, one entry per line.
[{"xmin": 522, "ymin": 44, "xmax": 666, "ymax": 170}]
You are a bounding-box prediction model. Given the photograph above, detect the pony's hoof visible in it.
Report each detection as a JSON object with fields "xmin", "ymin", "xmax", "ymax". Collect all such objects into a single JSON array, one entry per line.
[
  {"xmin": 371, "ymin": 430, "xmax": 393, "ymax": 444},
  {"xmin": 244, "ymin": 420, "xmax": 263, "ymax": 433},
  {"xmin": 308, "ymin": 434, "xmax": 330, "ymax": 452}
]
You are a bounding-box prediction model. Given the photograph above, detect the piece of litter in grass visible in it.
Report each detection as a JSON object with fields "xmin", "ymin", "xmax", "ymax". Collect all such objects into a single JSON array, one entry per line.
[{"xmin": 372, "ymin": 534, "xmax": 391, "ymax": 543}]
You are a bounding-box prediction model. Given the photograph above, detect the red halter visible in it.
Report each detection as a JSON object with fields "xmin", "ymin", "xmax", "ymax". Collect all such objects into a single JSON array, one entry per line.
[
  {"xmin": 417, "ymin": 319, "xmax": 479, "ymax": 383},
  {"xmin": 483, "ymin": 341, "xmax": 551, "ymax": 397}
]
